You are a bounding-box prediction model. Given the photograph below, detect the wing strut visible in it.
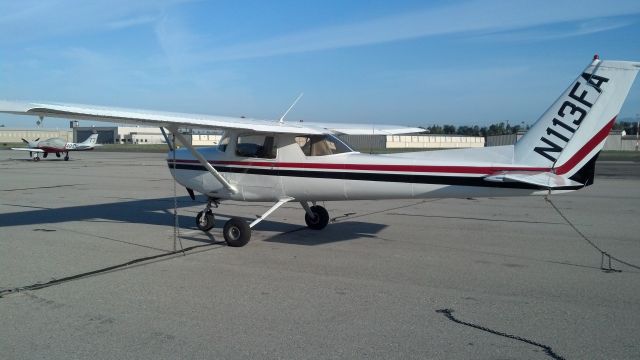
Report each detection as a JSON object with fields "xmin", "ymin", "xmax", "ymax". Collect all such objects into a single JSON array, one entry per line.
[
  {"xmin": 160, "ymin": 127, "xmax": 174, "ymax": 151},
  {"xmin": 169, "ymin": 129, "xmax": 238, "ymax": 194}
]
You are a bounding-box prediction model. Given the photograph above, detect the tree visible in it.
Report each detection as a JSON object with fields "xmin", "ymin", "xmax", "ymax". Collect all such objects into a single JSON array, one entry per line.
[
  {"xmin": 442, "ymin": 125, "xmax": 456, "ymax": 134},
  {"xmin": 423, "ymin": 121, "xmax": 531, "ymax": 136}
]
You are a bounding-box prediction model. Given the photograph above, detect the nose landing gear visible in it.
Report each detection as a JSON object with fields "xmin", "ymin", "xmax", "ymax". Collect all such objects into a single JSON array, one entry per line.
[
  {"xmin": 196, "ymin": 210, "xmax": 215, "ymax": 231},
  {"xmin": 196, "ymin": 198, "xmax": 218, "ymax": 232}
]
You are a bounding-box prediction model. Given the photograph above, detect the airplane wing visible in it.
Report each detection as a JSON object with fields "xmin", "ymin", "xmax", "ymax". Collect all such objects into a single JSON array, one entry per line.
[
  {"xmin": 0, "ymin": 101, "xmax": 423, "ymax": 135},
  {"xmin": 11, "ymin": 147, "xmax": 44, "ymax": 152},
  {"xmin": 306, "ymin": 122, "xmax": 425, "ymax": 135}
]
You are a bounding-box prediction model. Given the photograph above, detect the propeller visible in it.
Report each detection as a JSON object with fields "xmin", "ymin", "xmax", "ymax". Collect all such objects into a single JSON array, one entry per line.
[{"xmin": 21, "ymin": 138, "xmax": 39, "ymax": 147}]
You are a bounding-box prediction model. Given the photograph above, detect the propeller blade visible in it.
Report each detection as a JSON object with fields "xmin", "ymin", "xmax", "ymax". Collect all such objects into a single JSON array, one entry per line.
[
  {"xmin": 35, "ymin": 138, "xmax": 40, "ymax": 142},
  {"xmin": 22, "ymin": 138, "xmax": 29, "ymax": 144}
]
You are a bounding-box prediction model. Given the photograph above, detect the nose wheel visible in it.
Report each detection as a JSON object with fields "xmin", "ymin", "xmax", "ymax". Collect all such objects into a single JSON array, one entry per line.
[{"xmin": 196, "ymin": 210, "xmax": 215, "ymax": 231}]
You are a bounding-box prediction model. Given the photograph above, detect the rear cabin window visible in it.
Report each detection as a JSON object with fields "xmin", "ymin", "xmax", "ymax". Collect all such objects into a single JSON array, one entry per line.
[
  {"xmin": 217, "ymin": 135, "xmax": 229, "ymax": 152},
  {"xmin": 235, "ymin": 134, "xmax": 277, "ymax": 159},
  {"xmin": 295, "ymin": 135, "xmax": 354, "ymax": 156}
]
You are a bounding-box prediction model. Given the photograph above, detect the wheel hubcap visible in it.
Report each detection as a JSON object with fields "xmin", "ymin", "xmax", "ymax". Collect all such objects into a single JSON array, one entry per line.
[
  {"xmin": 309, "ymin": 213, "xmax": 319, "ymax": 224},
  {"xmin": 228, "ymin": 226, "xmax": 240, "ymax": 240}
]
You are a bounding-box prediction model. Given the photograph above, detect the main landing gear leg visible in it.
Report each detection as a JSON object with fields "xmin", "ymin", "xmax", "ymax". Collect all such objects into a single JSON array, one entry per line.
[
  {"xmin": 301, "ymin": 201, "xmax": 329, "ymax": 230},
  {"xmin": 196, "ymin": 198, "xmax": 218, "ymax": 232},
  {"xmin": 64, "ymin": 152, "xmax": 69, "ymax": 161},
  {"xmin": 221, "ymin": 198, "xmax": 293, "ymax": 248}
]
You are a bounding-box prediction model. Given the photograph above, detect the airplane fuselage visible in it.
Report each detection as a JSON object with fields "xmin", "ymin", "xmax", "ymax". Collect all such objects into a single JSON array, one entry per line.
[{"xmin": 168, "ymin": 132, "xmax": 567, "ymax": 202}]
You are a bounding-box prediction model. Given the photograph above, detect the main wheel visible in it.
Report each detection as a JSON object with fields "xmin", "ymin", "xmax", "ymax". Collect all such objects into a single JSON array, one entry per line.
[
  {"xmin": 56, "ymin": 152, "xmax": 61, "ymax": 158},
  {"xmin": 64, "ymin": 155, "xmax": 69, "ymax": 161},
  {"xmin": 33, "ymin": 156, "xmax": 40, "ymax": 162},
  {"xmin": 223, "ymin": 218, "xmax": 251, "ymax": 247},
  {"xmin": 305, "ymin": 205, "xmax": 329, "ymax": 230},
  {"xmin": 43, "ymin": 152, "xmax": 48, "ymax": 158},
  {"xmin": 196, "ymin": 210, "xmax": 215, "ymax": 232}
]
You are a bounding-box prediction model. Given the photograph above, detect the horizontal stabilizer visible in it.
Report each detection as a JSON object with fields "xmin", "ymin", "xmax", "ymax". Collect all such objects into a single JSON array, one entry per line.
[{"xmin": 484, "ymin": 171, "xmax": 583, "ymax": 189}]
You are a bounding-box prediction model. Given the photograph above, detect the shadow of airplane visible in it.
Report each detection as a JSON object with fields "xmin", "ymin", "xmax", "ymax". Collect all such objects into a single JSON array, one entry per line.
[
  {"xmin": 0, "ymin": 196, "xmax": 387, "ymax": 245},
  {"xmin": 263, "ymin": 221, "xmax": 387, "ymax": 245},
  {"xmin": 0, "ymin": 196, "xmax": 198, "ymax": 228}
]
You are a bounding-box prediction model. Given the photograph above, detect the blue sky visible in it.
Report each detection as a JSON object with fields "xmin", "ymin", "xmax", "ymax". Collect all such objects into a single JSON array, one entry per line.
[{"xmin": 1, "ymin": 0, "xmax": 639, "ymax": 128}]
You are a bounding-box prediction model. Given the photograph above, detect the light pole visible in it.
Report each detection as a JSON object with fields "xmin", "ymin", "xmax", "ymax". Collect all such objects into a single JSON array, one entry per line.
[{"xmin": 636, "ymin": 113, "xmax": 639, "ymax": 152}]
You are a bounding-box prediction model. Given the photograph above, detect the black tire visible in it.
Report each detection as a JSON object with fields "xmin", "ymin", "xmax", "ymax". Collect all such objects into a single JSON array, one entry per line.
[
  {"xmin": 33, "ymin": 156, "xmax": 40, "ymax": 162},
  {"xmin": 223, "ymin": 217, "xmax": 251, "ymax": 247},
  {"xmin": 43, "ymin": 152, "xmax": 48, "ymax": 158},
  {"xmin": 196, "ymin": 210, "xmax": 215, "ymax": 232},
  {"xmin": 305, "ymin": 205, "xmax": 329, "ymax": 230},
  {"xmin": 56, "ymin": 152, "xmax": 61, "ymax": 158},
  {"xmin": 64, "ymin": 156, "xmax": 69, "ymax": 161}
]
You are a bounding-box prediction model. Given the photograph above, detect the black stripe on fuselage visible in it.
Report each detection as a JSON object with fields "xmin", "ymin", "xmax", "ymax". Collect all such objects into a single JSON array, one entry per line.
[{"xmin": 167, "ymin": 163, "xmax": 582, "ymax": 190}]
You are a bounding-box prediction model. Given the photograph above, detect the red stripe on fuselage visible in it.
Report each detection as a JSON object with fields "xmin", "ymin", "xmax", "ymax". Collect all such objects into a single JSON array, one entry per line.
[{"xmin": 38, "ymin": 147, "xmax": 65, "ymax": 152}]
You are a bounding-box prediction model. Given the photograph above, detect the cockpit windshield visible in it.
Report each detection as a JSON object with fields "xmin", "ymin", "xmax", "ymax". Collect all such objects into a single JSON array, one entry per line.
[
  {"xmin": 39, "ymin": 138, "xmax": 66, "ymax": 149},
  {"xmin": 295, "ymin": 134, "xmax": 354, "ymax": 156}
]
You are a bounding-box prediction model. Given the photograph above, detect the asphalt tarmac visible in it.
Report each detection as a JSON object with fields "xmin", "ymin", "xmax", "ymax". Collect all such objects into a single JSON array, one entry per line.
[{"xmin": 1, "ymin": 150, "xmax": 639, "ymax": 359}]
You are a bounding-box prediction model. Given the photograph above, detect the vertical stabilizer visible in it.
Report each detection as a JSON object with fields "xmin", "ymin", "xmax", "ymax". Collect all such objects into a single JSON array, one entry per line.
[
  {"xmin": 81, "ymin": 133, "xmax": 99, "ymax": 145},
  {"xmin": 515, "ymin": 57, "xmax": 639, "ymax": 177}
]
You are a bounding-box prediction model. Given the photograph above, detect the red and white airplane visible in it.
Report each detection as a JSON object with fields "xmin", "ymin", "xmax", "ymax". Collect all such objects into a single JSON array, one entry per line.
[
  {"xmin": 0, "ymin": 56, "xmax": 638, "ymax": 246},
  {"xmin": 11, "ymin": 133, "xmax": 99, "ymax": 161}
]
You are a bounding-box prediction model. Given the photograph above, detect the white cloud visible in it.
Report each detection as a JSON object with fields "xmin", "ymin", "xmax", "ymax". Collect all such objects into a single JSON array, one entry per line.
[
  {"xmin": 107, "ymin": 15, "xmax": 157, "ymax": 30},
  {"xmin": 177, "ymin": 0, "xmax": 640, "ymax": 62},
  {"xmin": 477, "ymin": 17, "xmax": 636, "ymax": 42},
  {"xmin": 0, "ymin": 0, "xmax": 188, "ymax": 44}
]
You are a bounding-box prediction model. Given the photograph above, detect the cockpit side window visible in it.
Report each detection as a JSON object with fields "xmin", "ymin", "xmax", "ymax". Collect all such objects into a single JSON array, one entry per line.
[
  {"xmin": 295, "ymin": 134, "xmax": 354, "ymax": 156},
  {"xmin": 217, "ymin": 135, "xmax": 230, "ymax": 152},
  {"xmin": 235, "ymin": 134, "xmax": 277, "ymax": 159}
]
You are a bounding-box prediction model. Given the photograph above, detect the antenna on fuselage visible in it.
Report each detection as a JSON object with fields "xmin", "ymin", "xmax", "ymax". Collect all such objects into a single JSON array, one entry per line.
[{"xmin": 279, "ymin": 93, "xmax": 304, "ymax": 124}]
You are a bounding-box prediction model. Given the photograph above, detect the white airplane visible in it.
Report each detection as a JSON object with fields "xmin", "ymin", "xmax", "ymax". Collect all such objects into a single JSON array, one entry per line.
[
  {"xmin": 0, "ymin": 56, "xmax": 638, "ymax": 247},
  {"xmin": 11, "ymin": 133, "xmax": 99, "ymax": 161}
]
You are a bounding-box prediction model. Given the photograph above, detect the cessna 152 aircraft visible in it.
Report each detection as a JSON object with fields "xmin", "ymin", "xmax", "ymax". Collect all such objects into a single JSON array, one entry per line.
[
  {"xmin": 11, "ymin": 133, "xmax": 99, "ymax": 161},
  {"xmin": 0, "ymin": 56, "xmax": 638, "ymax": 246}
]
